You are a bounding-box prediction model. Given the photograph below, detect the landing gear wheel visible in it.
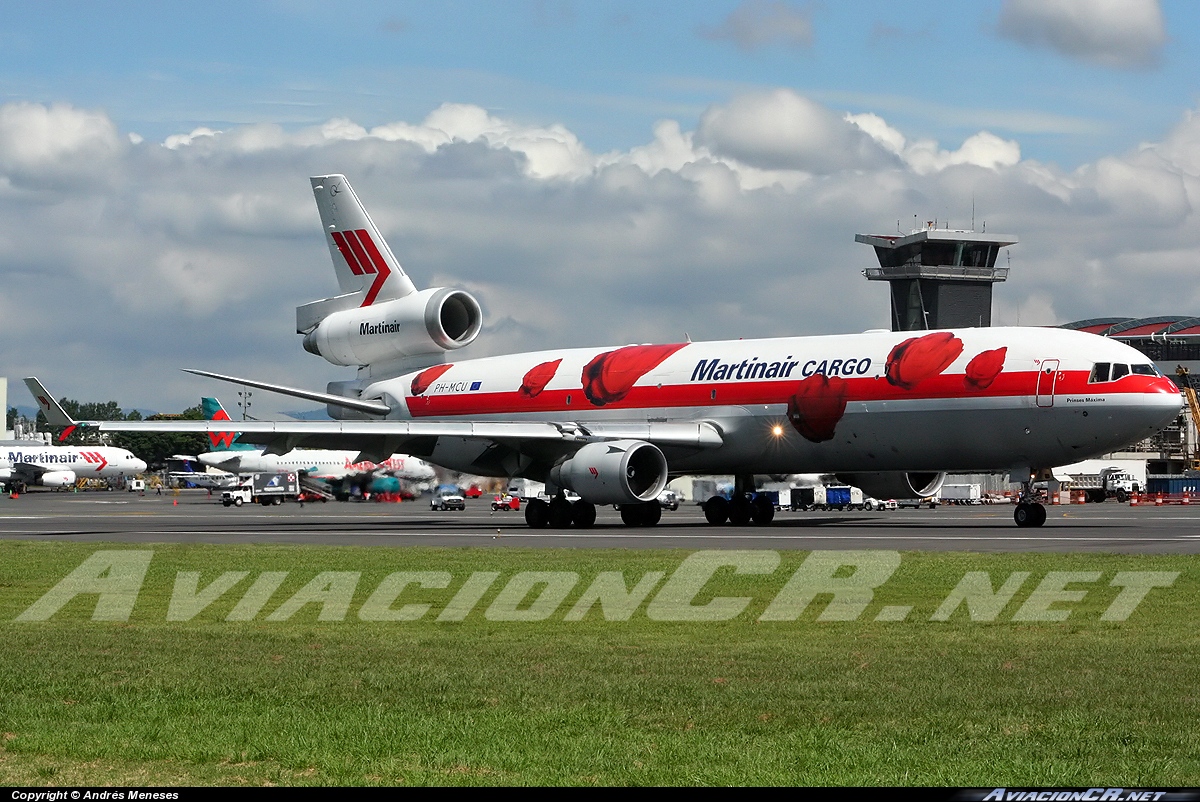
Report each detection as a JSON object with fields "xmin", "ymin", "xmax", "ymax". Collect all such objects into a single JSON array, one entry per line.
[
  {"xmin": 620, "ymin": 502, "xmax": 661, "ymax": 527},
  {"xmin": 571, "ymin": 500, "xmax": 597, "ymax": 528},
  {"xmin": 704, "ymin": 495, "xmax": 729, "ymax": 525},
  {"xmin": 1014, "ymin": 502, "xmax": 1047, "ymax": 527},
  {"xmin": 728, "ymin": 494, "xmax": 752, "ymax": 526},
  {"xmin": 750, "ymin": 495, "xmax": 775, "ymax": 525},
  {"xmin": 524, "ymin": 498, "xmax": 549, "ymax": 529},
  {"xmin": 548, "ymin": 496, "xmax": 574, "ymax": 529}
]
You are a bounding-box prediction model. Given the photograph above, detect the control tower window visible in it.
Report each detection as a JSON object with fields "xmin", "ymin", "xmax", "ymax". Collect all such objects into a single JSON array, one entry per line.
[
  {"xmin": 1111, "ymin": 363, "xmax": 1130, "ymax": 380},
  {"xmin": 1089, "ymin": 363, "xmax": 1110, "ymax": 383}
]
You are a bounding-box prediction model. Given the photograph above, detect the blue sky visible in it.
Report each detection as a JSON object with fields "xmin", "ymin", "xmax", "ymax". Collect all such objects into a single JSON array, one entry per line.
[
  {"xmin": 2, "ymin": 1, "xmax": 1195, "ymax": 167},
  {"xmin": 2, "ymin": 0, "xmax": 1200, "ymax": 412}
]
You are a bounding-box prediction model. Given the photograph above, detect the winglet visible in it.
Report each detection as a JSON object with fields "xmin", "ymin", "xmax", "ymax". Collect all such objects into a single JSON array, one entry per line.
[{"xmin": 23, "ymin": 378, "xmax": 77, "ymax": 428}]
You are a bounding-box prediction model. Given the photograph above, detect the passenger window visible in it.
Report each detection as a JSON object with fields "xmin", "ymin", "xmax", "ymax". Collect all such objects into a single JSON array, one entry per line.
[
  {"xmin": 1131, "ymin": 364, "xmax": 1157, "ymax": 376},
  {"xmin": 1089, "ymin": 363, "xmax": 1110, "ymax": 383},
  {"xmin": 1111, "ymin": 363, "xmax": 1129, "ymax": 380}
]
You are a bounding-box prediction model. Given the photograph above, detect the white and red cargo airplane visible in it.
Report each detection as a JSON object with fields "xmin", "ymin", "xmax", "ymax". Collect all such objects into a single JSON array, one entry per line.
[{"xmin": 57, "ymin": 175, "xmax": 1182, "ymax": 528}]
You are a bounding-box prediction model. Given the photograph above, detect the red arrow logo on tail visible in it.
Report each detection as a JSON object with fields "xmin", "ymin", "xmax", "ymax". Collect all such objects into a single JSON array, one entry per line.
[{"xmin": 352, "ymin": 229, "xmax": 392, "ymax": 306}]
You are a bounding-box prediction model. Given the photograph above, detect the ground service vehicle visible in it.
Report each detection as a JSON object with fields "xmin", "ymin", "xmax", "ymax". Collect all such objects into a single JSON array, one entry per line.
[
  {"xmin": 492, "ymin": 494, "xmax": 520, "ymax": 511},
  {"xmin": 221, "ymin": 472, "xmax": 299, "ymax": 507},
  {"xmin": 794, "ymin": 485, "xmax": 864, "ymax": 511},
  {"xmin": 897, "ymin": 497, "xmax": 940, "ymax": 509},
  {"xmin": 68, "ymin": 175, "xmax": 1183, "ymax": 530},
  {"xmin": 940, "ymin": 483, "xmax": 982, "ymax": 504},
  {"xmin": 431, "ymin": 490, "xmax": 466, "ymax": 510},
  {"xmin": 1072, "ymin": 467, "xmax": 1139, "ymax": 503}
]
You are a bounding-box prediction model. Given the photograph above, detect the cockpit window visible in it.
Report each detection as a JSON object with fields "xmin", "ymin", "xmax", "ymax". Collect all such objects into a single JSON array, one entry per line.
[
  {"xmin": 1089, "ymin": 363, "xmax": 1110, "ymax": 383},
  {"xmin": 1131, "ymin": 364, "xmax": 1159, "ymax": 376},
  {"xmin": 1111, "ymin": 363, "xmax": 1130, "ymax": 380}
]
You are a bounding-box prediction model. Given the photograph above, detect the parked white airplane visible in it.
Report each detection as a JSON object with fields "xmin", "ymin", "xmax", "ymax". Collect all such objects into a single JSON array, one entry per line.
[
  {"xmin": 195, "ymin": 397, "xmax": 437, "ymax": 498},
  {"xmin": 62, "ymin": 175, "xmax": 1182, "ymax": 528},
  {"xmin": 2, "ymin": 380, "xmax": 147, "ymax": 491}
]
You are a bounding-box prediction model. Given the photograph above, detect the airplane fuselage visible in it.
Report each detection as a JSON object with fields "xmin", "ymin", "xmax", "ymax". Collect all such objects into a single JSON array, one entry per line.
[{"xmin": 352, "ymin": 327, "xmax": 1180, "ymax": 477}]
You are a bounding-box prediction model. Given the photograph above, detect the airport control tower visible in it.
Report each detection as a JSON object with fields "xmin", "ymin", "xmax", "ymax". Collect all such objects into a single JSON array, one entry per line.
[{"xmin": 857, "ymin": 226, "xmax": 1017, "ymax": 331}]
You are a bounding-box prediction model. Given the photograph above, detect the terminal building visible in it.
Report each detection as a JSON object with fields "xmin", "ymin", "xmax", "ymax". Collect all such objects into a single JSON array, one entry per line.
[{"xmin": 856, "ymin": 227, "xmax": 1198, "ymax": 495}]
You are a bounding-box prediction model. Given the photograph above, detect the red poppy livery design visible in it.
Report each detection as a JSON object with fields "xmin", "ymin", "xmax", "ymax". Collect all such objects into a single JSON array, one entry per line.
[
  {"xmin": 411, "ymin": 364, "xmax": 453, "ymax": 396},
  {"xmin": 965, "ymin": 347, "xmax": 1007, "ymax": 391},
  {"xmin": 581, "ymin": 344, "xmax": 688, "ymax": 406},
  {"xmin": 73, "ymin": 175, "xmax": 1183, "ymax": 529},
  {"xmin": 520, "ymin": 359, "xmax": 561, "ymax": 398},
  {"xmin": 886, "ymin": 332, "xmax": 964, "ymax": 389},
  {"xmin": 787, "ymin": 374, "xmax": 849, "ymax": 443}
]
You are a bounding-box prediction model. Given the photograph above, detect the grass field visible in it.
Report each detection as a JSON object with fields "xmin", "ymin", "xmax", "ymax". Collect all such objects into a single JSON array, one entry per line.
[{"xmin": 1, "ymin": 541, "xmax": 1198, "ymax": 786}]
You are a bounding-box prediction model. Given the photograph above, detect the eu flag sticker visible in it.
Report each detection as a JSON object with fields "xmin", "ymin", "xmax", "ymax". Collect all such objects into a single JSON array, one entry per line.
[{"xmin": 470, "ymin": 381, "xmax": 482, "ymax": 391}]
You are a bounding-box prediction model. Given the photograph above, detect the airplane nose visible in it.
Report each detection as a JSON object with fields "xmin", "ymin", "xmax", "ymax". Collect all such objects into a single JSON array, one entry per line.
[
  {"xmin": 1142, "ymin": 378, "xmax": 1183, "ymax": 429},
  {"xmin": 133, "ymin": 459, "xmax": 148, "ymax": 473}
]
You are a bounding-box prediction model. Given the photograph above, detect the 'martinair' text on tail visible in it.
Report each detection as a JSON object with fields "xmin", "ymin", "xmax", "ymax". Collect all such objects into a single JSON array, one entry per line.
[
  {"xmin": 200, "ymin": 397, "xmax": 255, "ymax": 452},
  {"xmin": 296, "ymin": 174, "xmax": 483, "ymax": 384}
]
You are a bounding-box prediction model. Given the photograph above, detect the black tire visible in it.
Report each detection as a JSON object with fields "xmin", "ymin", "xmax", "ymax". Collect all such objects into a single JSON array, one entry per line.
[
  {"xmin": 750, "ymin": 495, "xmax": 775, "ymax": 525},
  {"xmin": 728, "ymin": 495, "xmax": 752, "ymax": 526},
  {"xmin": 548, "ymin": 497, "xmax": 574, "ymax": 529},
  {"xmin": 1031, "ymin": 503, "xmax": 1047, "ymax": 527},
  {"xmin": 222, "ymin": 499, "xmax": 231, "ymax": 508},
  {"xmin": 234, "ymin": 497, "xmax": 243, "ymax": 507},
  {"xmin": 620, "ymin": 505, "xmax": 642, "ymax": 526},
  {"xmin": 704, "ymin": 495, "xmax": 729, "ymax": 525},
  {"xmin": 571, "ymin": 500, "xmax": 597, "ymax": 528},
  {"xmin": 524, "ymin": 498, "xmax": 549, "ymax": 529},
  {"xmin": 1116, "ymin": 489, "xmax": 1128, "ymax": 503},
  {"xmin": 1014, "ymin": 503, "xmax": 1032, "ymax": 527},
  {"xmin": 641, "ymin": 501, "xmax": 661, "ymax": 526}
]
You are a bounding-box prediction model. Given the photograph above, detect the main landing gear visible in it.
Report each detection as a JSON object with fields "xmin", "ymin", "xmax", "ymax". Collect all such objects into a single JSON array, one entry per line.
[
  {"xmin": 524, "ymin": 496, "xmax": 597, "ymax": 529},
  {"xmin": 702, "ymin": 475, "xmax": 775, "ymax": 526}
]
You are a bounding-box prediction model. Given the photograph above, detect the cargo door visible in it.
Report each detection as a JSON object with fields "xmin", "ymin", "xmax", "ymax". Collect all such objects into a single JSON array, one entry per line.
[{"xmin": 1036, "ymin": 359, "xmax": 1060, "ymax": 408}]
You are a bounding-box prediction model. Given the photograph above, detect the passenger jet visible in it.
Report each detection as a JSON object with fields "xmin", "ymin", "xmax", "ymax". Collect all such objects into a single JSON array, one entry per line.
[{"xmin": 53, "ymin": 175, "xmax": 1182, "ymax": 528}]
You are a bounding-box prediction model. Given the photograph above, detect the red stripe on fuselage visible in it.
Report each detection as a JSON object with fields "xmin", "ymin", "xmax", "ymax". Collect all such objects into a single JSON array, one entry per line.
[
  {"xmin": 331, "ymin": 231, "xmax": 365, "ymax": 276},
  {"xmin": 402, "ymin": 370, "xmax": 1173, "ymax": 417}
]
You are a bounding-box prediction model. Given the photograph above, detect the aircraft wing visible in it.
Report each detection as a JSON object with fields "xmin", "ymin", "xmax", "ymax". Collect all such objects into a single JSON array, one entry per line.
[{"xmin": 75, "ymin": 418, "xmax": 724, "ymax": 463}]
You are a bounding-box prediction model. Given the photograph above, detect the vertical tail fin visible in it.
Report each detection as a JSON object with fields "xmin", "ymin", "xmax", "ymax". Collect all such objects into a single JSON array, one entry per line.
[
  {"xmin": 201, "ymin": 397, "xmax": 253, "ymax": 452},
  {"xmin": 310, "ymin": 174, "xmax": 417, "ymax": 306}
]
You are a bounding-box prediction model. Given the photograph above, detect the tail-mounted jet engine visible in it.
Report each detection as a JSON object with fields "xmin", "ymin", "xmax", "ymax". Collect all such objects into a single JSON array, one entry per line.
[
  {"xmin": 835, "ymin": 471, "xmax": 946, "ymax": 501},
  {"xmin": 301, "ymin": 287, "xmax": 482, "ymax": 368},
  {"xmin": 549, "ymin": 440, "xmax": 668, "ymax": 506}
]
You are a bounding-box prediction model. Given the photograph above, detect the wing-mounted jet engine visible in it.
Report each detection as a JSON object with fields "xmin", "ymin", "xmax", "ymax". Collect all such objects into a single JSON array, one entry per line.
[{"xmin": 297, "ymin": 175, "xmax": 483, "ymax": 379}]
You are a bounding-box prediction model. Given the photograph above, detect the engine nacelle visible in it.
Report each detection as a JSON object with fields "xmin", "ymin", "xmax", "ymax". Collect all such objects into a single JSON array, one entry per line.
[
  {"xmin": 835, "ymin": 471, "xmax": 946, "ymax": 501},
  {"xmin": 39, "ymin": 470, "xmax": 77, "ymax": 488},
  {"xmin": 549, "ymin": 440, "xmax": 668, "ymax": 506},
  {"xmin": 303, "ymin": 287, "xmax": 482, "ymax": 367}
]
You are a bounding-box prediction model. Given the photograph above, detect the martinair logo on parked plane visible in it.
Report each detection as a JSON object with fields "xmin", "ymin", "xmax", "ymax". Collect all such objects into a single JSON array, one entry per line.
[
  {"xmin": 690, "ymin": 355, "xmax": 874, "ymax": 382},
  {"xmin": 7, "ymin": 451, "xmax": 108, "ymax": 471}
]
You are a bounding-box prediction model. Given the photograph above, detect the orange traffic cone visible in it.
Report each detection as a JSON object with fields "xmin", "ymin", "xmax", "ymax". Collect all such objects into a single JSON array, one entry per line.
[{"xmin": 172, "ymin": 498, "xmax": 177, "ymax": 507}]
